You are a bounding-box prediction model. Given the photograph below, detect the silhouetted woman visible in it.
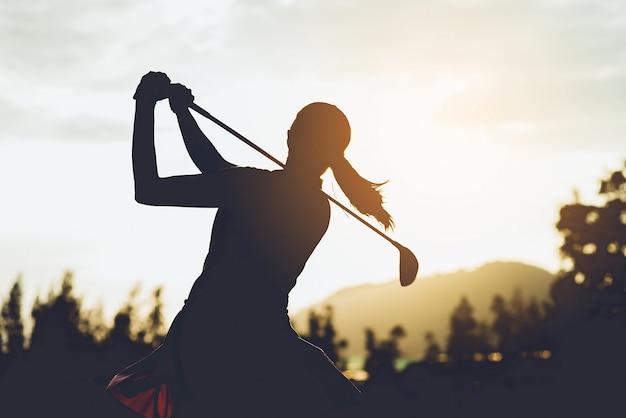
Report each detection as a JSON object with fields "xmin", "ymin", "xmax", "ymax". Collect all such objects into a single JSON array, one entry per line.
[{"xmin": 108, "ymin": 71, "xmax": 393, "ymax": 418}]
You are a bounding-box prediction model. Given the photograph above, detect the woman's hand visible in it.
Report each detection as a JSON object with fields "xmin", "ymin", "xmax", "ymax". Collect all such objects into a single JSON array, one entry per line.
[
  {"xmin": 169, "ymin": 83, "xmax": 195, "ymax": 114},
  {"xmin": 133, "ymin": 71, "xmax": 171, "ymax": 103}
]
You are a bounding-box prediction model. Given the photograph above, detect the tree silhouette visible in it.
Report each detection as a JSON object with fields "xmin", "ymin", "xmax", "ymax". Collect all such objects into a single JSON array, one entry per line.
[
  {"xmin": 81, "ymin": 302, "xmax": 108, "ymax": 344},
  {"xmin": 446, "ymin": 296, "xmax": 490, "ymax": 362},
  {"xmin": 490, "ymin": 289, "xmax": 547, "ymax": 358},
  {"xmin": 0, "ymin": 307, "xmax": 3, "ymax": 354},
  {"xmin": 143, "ymin": 286, "xmax": 166, "ymax": 347},
  {"xmin": 364, "ymin": 325, "xmax": 406, "ymax": 378},
  {"xmin": 552, "ymin": 162, "xmax": 626, "ymax": 316},
  {"xmin": 422, "ymin": 331, "xmax": 442, "ymax": 364},
  {"xmin": 490, "ymin": 293, "xmax": 514, "ymax": 354},
  {"xmin": 302, "ymin": 305, "xmax": 347, "ymax": 365},
  {"xmin": 29, "ymin": 271, "xmax": 94, "ymax": 355},
  {"xmin": 102, "ymin": 283, "xmax": 154, "ymax": 364},
  {"xmin": 1, "ymin": 277, "xmax": 25, "ymax": 358}
]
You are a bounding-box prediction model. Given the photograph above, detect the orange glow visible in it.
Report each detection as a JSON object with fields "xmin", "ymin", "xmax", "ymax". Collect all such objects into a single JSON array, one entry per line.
[
  {"xmin": 437, "ymin": 353, "xmax": 449, "ymax": 363},
  {"xmin": 534, "ymin": 350, "xmax": 552, "ymax": 360},
  {"xmin": 561, "ymin": 257, "xmax": 574, "ymax": 272},
  {"xmin": 488, "ymin": 352, "xmax": 503, "ymax": 362},
  {"xmin": 473, "ymin": 353, "xmax": 485, "ymax": 362},
  {"xmin": 342, "ymin": 370, "xmax": 369, "ymax": 382},
  {"xmin": 575, "ymin": 272, "xmax": 586, "ymax": 285},
  {"xmin": 585, "ymin": 211, "xmax": 599, "ymax": 225},
  {"xmin": 582, "ymin": 243, "xmax": 597, "ymax": 255}
]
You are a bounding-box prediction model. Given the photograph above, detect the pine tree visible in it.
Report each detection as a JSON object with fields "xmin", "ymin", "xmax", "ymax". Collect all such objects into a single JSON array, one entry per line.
[
  {"xmin": 30, "ymin": 271, "xmax": 93, "ymax": 354},
  {"xmin": 303, "ymin": 305, "xmax": 347, "ymax": 364},
  {"xmin": 364, "ymin": 325, "xmax": 407, "ymax": 377},
  {"xmin": 1, "ymin": 277, "xmax": 25, "ymax": 356},
  {"xmin": 446, "ymin": 296, "xmax": 490, "ymax": 362},
  {"xmin": 145, "ymin": 286, "xmax": 166, "ymax": 347},
  {"xmin": 423, "ymin": 331, "xmax": 441, "ymax": 364}
]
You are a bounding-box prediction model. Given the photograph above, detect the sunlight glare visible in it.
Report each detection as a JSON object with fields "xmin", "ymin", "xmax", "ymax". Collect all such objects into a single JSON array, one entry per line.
[
  {"xmin": 582, "ymin": 243, "xmax": 596, "ymax": 255},
  {"xmin": 488, "ymin": 352, "xmax": 503, "ymax": 362},
  {"xmin": 574, "ymin": 272, "xmax": 585, "ymax": 285},
  {"xmin": 472, "ymin": 353, "xmax": 485, "ymax": 362},
  {"xmin": 437, "ymin": 353, "xmax": 450, "ymax": 363}
]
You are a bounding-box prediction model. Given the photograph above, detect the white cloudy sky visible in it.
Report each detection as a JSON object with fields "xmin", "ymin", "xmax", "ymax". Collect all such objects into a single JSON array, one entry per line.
[{"xmin": 1, "ymin": 0, "xmax": 625, "ymax": 323}]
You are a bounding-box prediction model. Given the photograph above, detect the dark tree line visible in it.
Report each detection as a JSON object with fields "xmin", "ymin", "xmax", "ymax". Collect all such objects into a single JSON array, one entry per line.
[
  {"xmin": 0, "ymin": 272, "xmax": 166, "ymax": 376},
  {"xmin": 0, "ymin": 272, "xmax": 168, "ymax": 417},
  {"xmin": 423, "ymin": 289, "xmax": 550, "ymax": 364},
  {"xmin": 419, "ymin": 163, "xmax": 626, "ymax": 365},
  {"xmin": 299, "ymin": 304, "xmax": 408, "ymax": 380}
]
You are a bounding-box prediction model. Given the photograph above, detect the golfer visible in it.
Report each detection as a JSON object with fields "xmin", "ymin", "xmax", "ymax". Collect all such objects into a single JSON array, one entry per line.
[{"xmin": 109, "ymin": 71, "xmax": 393, "ymax": 418}]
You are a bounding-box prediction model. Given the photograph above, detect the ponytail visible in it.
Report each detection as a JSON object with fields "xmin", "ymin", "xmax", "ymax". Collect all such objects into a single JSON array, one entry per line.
[
  {"xmin": 331, "ymin": 156, "xmax": 394, "ymax": 230},
  {"xmin": 289, "ymin": 101, "xmax": 394, "ymax": 229}
]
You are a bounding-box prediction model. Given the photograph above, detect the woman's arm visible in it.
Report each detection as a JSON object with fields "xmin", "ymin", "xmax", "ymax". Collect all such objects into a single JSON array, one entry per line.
[
  {"xmin": 132, "ymin": 73, "xmax": 226, "ymax": 207},
  {"xmin": 169, "ymin": 84, "xmax": 235, "ymax": 173},
  {"xmin": 132, "ymin": 99, "xmax": 159, "ymax": 202}
]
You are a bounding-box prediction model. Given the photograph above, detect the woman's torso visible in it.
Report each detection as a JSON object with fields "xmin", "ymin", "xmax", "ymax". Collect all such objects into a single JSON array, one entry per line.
[{"xmin": 186, "ymin": 167, "xmax": 330, "ymax": 331}]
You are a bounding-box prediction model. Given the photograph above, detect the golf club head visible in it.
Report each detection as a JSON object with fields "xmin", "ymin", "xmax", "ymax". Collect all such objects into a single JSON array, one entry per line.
[{"xmin": 396, "ymin": 243, "xmax": 419, "ymax": 286}]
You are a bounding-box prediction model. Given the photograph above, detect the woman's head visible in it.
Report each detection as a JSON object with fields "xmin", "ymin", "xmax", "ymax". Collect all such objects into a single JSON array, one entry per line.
[
  {"xmin": 287, "ymin": 102, "xmax": 393, "ymax": 230},
  {"xmin": 287, "ymin": 102, "xmax": 350, "ymax": 172}
]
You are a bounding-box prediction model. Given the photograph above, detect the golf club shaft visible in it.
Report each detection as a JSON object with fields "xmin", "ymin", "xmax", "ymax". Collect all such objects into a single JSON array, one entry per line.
[{"xmin": 189, "ymin": 102, "xmax": 401, "ymax": 249}]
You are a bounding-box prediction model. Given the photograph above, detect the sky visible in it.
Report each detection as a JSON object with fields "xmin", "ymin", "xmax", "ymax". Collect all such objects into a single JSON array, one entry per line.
[{"xmin": 1, "ymin": 0, "xmax": 626, "ymax": 325}]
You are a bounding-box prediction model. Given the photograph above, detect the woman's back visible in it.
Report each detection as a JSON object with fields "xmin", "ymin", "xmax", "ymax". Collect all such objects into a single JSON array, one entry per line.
[{"xmin": 194, "ymin": 167, "xmax": 330, "ymax": 298}]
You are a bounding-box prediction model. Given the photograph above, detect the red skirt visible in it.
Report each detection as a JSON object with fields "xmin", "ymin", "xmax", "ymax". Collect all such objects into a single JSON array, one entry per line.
[{"xmin": 107, "ymin": 312, "xmax": 185, "ymax": 418}]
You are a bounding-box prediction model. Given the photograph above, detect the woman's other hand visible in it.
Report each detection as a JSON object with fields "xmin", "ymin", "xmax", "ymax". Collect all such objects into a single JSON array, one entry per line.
[
  {"xmin": 169, "ymin": 83, "xmax": 195, "ymax": 114},
  {"xmin": 133, "ymin": 71, "xmax": 171, "ymax": 103}
]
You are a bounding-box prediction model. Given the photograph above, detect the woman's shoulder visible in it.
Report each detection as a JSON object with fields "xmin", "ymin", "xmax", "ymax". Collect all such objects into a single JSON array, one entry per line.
[
  {"xmin": 218, "ymin": 167, "xmax": 292, "ymax": 202},
  {"xmin": 219, "ymin": 166, "xmax": 277, "ymax": 186},
  {"xmin": 221, "ymin": 165, "xmax": 274, "ymax": 176}
]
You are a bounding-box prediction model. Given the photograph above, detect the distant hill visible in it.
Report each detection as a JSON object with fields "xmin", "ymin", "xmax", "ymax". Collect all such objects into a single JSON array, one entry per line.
[{"xmin": 291, "ymin": 261, "xmax": 555, "ymax": 360}]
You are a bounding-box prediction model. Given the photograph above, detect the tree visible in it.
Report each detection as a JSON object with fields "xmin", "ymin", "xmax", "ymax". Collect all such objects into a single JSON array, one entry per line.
[
  {"xmin": 104, "ymin": 283, "xmax": 141, "ymax": 348},
  {"xmin": 0, "ymin": 306, "xmax": 4, "ymax": 354},
  {"xmin": 364, "ymin": 325, "xmax": 407, "ymax": 378},
  {"xmin": 30, "ymin": 271, "xmax": 93, "ymax": 354},
  {"xmin": 553, "ymin": 162, "xmax": 626, "ymax": 316},
  {"xmin": 490, "ymin": 289, "xmax": 547, "ymax": 358},
  {"xmin": 446, "ymin": 296, "xmax": 490, "ymax": 362},
  {"xmin": 423, "ymin": 331, "xmax": 442, "ymax": 364},
  {"xmin": 144, "ymin": 286, "xmax": 166, "ymax": 347},
  {"xmin": 490, "ymin": 293, "xmax": 514, "ymax": 353},
  {"xmin": 302, "ymin": 305, "xmax": 347, "ymax": 365},
  {"xmin": 1, "ymin": 277, "xmax": 25, "ymax": 356},
  {"xmin": 80, "ymin": 302, "xmax": 108, "ymax": 344}
]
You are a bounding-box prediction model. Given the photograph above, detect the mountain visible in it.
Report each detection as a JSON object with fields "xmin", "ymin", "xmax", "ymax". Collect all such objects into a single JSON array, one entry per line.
[{"xmin": 290, "ymin": 261, "xmax": 555, "ymax": 360}]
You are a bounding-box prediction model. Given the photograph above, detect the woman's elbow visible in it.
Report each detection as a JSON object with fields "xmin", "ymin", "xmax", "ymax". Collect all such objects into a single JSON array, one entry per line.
[
  {"xmin": 134, "ymin": 191, "xmax": 151, "ymax": 205},
  {"xmin": 134, "ymin": 185, "xmax": 159, "ymax": 205}
]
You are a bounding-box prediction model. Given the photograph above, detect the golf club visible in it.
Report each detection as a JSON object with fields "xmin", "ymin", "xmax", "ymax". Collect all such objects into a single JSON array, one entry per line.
[{"xmin": 189, "ymin": 102, "xmax": 419, "ymax": 286}]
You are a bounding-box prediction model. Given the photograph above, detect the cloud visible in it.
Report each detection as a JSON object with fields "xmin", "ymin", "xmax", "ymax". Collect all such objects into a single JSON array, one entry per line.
[
  {"xmin": 421, "ymin": 0, "xmax": 626, "ymax": 150},
  {"xmin": 1, "ymin": 0, "xmax": 626, "ymax": 151}
]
